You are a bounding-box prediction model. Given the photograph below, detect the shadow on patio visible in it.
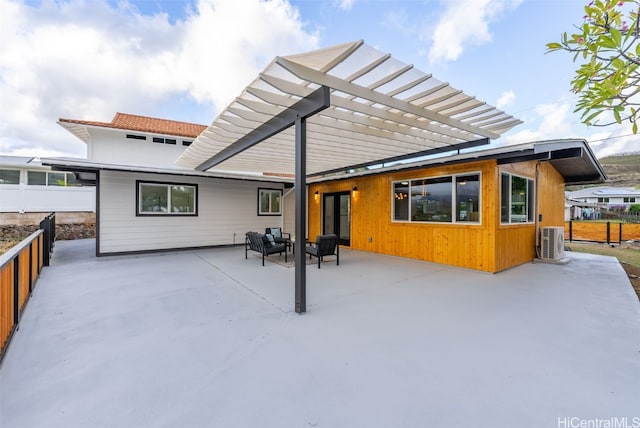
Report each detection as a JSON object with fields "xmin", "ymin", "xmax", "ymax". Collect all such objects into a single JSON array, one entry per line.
[{"xmin": 1, "ymin": 239, "xmax": 639, "ymax": 428}]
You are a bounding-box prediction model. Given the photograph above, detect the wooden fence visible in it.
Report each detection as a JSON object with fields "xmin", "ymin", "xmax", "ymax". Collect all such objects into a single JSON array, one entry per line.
[
  {"xmin": 564, "ymin": 221, "xmax": 640, "ymax": 244},
  {"xmin": 0, "ymin": 213, "xmax": 55, "ymax": 363}
]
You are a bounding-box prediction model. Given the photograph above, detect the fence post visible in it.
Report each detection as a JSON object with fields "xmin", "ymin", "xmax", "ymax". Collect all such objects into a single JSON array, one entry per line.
[
  {"xmin": 569, "ymin": 220, "xmax": 573, "ymax": 242},
  {"xmin": 606, "ymin": 221, "xmax": 611, "ymax": 244},
  {"xmin": 619, "ymin": 223, "xmax": 623, "ymax": 244},
  {"xmin": 39, "ymin": 213, "xmax": 55, "ymax": 267}
]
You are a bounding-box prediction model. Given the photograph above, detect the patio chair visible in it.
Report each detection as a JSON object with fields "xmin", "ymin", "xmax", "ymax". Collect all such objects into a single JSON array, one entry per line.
[
  {"xmin": 245, "ymin": 232, "xmax": 288, "ymax": 266},
  {"xmin": 266, "ymin": 227, "xmax": 292, "ymax": 252},
  {"xmin": 305, "ymin": 234, "xmax": 339, "ymax": 269}
]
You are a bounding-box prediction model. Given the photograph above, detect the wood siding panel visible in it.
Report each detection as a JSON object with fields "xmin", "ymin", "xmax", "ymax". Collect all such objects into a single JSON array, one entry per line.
[
  {"xmin": 0, "ymin": 263, "xmax": 14, "ymax": 350},
  {"xmin": 494, "ymin": 161, "xmax": 565, "ymax": 272},
  {"xmin": 99, "ymin": 171, "xmax": 285, "ymax": 254},
  {"xmin": 310, "ymin": 160, "xmax": 498, "ymax": 272},
  {"xmin": 18, "ymin": 250, "xmax": 29, "ymax": 310}
]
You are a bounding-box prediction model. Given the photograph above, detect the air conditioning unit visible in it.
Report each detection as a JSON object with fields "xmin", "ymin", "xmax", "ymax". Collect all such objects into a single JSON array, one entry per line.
[{"xmin": 541, "ymin": 227, "xmax": 565, "ymax": 260}]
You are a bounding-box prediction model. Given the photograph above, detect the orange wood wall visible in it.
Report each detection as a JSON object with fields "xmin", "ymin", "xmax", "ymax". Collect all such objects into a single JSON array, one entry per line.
[
  {"xmin": 309, "ymin": 159, "xmax": 567, "ymax": 273},
  {"xmin": 494, "ymin": 161, "xmax": 565, "ymax": 272},
  {"xmin": 310, "ymin": 160, "xmax": 498, "ymax": 272}
]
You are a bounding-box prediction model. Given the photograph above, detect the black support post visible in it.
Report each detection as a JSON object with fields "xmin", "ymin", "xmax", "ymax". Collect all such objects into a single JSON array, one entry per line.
[
  {"xmin": 569, "ymin": 220, "xmax": 573, "ymax": 243},
  {"xmin": 295, "ymin": 117, "xmax": 307, "ymax": 314},
  {"xmin": 606, "ymin": 221, "xmax": 611, "ymax": 244}
]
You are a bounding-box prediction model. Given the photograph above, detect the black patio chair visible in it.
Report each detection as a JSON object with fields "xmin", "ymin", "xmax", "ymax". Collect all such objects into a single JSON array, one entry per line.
[
  {"xmin": 266, "ymin": 227, "xmax": 292, "ymax": 252},
  {"xmin": 305, "ymin": 234, "xmax": 339, "ymax": 269}
]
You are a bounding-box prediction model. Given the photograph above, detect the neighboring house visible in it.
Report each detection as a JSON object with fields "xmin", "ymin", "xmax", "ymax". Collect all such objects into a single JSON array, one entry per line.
[
  {"xmin": 45, "ymin": 41, "xmax": 607, "ymax": 276},
  {"xmin": 566, "ymin": 186, "xmax": 640, "ymax": 210},
  {"xmin": 0, "ymin": 155, "xmax": 95, "ymax": 218}
]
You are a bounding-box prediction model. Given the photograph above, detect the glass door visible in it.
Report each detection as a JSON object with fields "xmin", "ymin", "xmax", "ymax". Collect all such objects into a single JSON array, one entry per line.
[{"xmin": 323, "ymin": 191, "xmax": 351, "ymax": 246}]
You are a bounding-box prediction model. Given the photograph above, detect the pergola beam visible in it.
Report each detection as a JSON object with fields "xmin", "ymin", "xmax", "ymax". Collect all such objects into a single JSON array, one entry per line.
[{"xmin": 197, "ymin": 86, "xmax": 330, "ymax": 171}]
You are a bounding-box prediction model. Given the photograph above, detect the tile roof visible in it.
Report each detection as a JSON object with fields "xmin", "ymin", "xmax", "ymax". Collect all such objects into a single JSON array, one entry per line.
[{"xmin": 59, "ymin": 113, "xmax": 207, "ymax": 138}]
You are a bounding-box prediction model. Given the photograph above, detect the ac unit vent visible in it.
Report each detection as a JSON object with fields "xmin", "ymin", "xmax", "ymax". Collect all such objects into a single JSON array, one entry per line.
[{"xmin": 541, "ymin": 227, "xmax": 565, "ymax": 260}]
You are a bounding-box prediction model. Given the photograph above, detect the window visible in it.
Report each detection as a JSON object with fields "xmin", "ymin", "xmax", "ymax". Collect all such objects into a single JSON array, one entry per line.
[
  {"xmin": 182, "ymin": 140, "xmax": 193, "ymax": 146},
  {"xmin": 126, "ymin": 134, "xmax": 147, "ymax": 140},
  {"xmin": 0, "ymin": 169, "xmax": 20, "ymax": 184},
  {"xmin": 137, "ymin": 181, "xmax": 197, "ymax": 216},
  {"xmin": 597, "ymin": 197, "xmax": 610, "ymax": 203},
  {"xmin": 456, "ymin": 175, "xmax": 480, "ymax": 222},
  {"xmin": 500, "ymin": 173, "xmax": 534, "ymax": 224},
  {"xmin": 392, "ymin": 173, "xmax": 480, "ymax": 223},
  {"xmin": 27, "ymin": 171, "xmax": 77, "ymax": 186},
  {"xmin": 623, "ymin": 197, "xmax": 636, "ymax": 203},
  {"xmin": 152, "ymin": 137, "xmax": 178, "ymax": 145},
  {"xmin": 258, "ymin": 188, "xmax": 282, "ymax": 216}
]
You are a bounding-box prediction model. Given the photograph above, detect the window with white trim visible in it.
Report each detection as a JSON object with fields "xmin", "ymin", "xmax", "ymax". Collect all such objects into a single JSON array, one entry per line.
[
  {"xmin": 500, "ymin": 173, "xmax": 534, "ymax": 224},
  {"xmin": 137, "ymin": 181, "xmax": 197, "ymax": 216},
  {"xmin": 392, "ymin": 173, "xmax": 481, "ymax": 223},
  {"xmin": 258, "ymin": 188, "xmax": 282, "ymax": 216},
  {"xmin": 27, "ymin": 171, "xmax": 77, "ymax": 186},
  {"xmin": 0, "ymin": 169, "xmax": 20, "ymax": 184}
]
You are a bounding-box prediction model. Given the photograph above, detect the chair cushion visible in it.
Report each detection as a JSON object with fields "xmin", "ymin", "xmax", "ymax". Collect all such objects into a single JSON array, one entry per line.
[
  {"xmin": 271, "ymin": 228, "xmax": 282, "ymax": 239},
  {"xmin": 265, "ymin": 233, "xmax": 276, "ymax": 246}
]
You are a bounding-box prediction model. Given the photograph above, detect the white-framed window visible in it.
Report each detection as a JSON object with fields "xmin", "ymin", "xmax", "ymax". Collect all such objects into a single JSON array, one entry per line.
[
  {"xmin": 623, "ymin": 197, "xmax": 636, "ymax": 203},
  {"xmin": 0, "ymin": 169, "xmax": 20, "ymax": 184},
  {"xmin": 258, "ymin": 188, "xmax": 282, "ymax": 216},
  {"xmin": 392, "ymin": 173, "xmax": 481, "ymax": 223},
  {"xmin": 597, "ymin": 197, "xmax": 610, "ymax": 203},
  {"xmin": 136, "ymin": 181, "xmax": 197, "ymax": 216},
  {"xmin": 27, "ymin": 171, "xmax": 77, "ymax": 186},
  {"xmin": 500, "ymin": 173, "xmax": 534, "ymax": 224}
]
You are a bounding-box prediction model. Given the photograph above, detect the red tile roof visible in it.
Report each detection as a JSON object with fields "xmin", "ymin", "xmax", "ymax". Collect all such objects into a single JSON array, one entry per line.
[{"xmin": 59, "ymin": 113, "xmax": 207, "ymax": 138}]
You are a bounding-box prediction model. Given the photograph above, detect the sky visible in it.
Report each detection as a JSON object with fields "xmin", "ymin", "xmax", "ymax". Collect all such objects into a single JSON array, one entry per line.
[{"xmin": 0, "ymin": 0, "xmax": 637, "ymax": 161}]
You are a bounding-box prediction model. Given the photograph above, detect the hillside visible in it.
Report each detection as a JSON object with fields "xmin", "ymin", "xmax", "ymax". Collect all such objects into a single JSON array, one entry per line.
[{"xmin": 598, "ymin": 153, "xmax": 640, "ymax": 187}]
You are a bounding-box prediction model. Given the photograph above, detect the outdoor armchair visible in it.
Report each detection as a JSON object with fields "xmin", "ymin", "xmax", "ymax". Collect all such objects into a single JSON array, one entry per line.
[{"xmin": 305, "ymin": 234, "xmax": 339, "ymax": 269}]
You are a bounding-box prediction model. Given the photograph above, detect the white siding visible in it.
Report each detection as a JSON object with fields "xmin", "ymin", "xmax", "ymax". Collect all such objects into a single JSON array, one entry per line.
[
  {"xmin": 98, "ymin": 170, "xmax": 285, "ymax": 254},
  {"xmin": 89, "ymin": 129, "xmax": 189, "ymax": 169}
]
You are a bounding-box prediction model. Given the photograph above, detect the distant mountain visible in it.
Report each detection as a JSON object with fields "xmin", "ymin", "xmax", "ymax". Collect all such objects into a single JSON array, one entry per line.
[{"xmin": 599, "ymin": 152, "xmax": 640, "ymax": 187}]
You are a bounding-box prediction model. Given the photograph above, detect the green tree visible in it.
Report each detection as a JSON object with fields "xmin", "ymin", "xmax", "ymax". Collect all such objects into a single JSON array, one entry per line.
[
  {"xmin": 630, "ymin": 203, "xmax": 640, "ymax": 212},
  {"xmin": 546, "ymin": 0, "xmax": 640, "ymax": 132}
]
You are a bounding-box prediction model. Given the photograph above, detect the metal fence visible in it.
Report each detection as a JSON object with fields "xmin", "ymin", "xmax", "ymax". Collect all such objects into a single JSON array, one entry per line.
[{"xmin": 0, "ymin": 212, "xmax": 55, "ymax": 363}]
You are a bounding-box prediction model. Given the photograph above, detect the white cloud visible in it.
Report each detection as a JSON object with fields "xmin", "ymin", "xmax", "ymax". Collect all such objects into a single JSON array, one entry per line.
[
  {"xmin": 335, "ymin": 0, "xmax": 355, "ymax": 11},
  {"xmin": 496, "ymin": 90, "xmax": 515, "ymax": 109},
  {"xmin": 427, "ymin": 0, "xmax": 522, "ymax": 63},
  {"xmin": 0, "ymin": 0, "xmax": 318, "ymax": 158}
]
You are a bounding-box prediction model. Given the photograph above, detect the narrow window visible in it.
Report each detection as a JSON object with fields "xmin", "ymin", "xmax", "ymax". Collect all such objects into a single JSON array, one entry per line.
[
  {"xmin": 165, "ymin": 139, "xmax": 177, "ymax": 145},
  {"xmin": 137, "ymin": 181, "xmax": 197, "ymax": 216},
  {"xmin": 500, "ymin": 173, "xmax": 510, "ymax": 223},
  {"xmin": 258, "ymin": 188, "xmax": 282, "ymax": 216},
  {"xmin": 456, "ymin": 174, "xmax": 480, "ymax": 222},
  {"xmin": 126, "ymin": 134, "xmax": 147, "ymax": 140},
  {"xmin": 393, "ymin": 181, "xmax": 409, "ymax": 221},
  {"xmin": 182, "ymin": 140, "xmax": 193, "ymax": 146},
  {"xmin": 152, "ymin": 137, "xmax": 164, "ymax": 144}
]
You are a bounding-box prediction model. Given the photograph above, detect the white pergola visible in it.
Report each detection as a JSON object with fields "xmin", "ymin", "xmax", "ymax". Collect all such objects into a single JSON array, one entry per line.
[
  {"xmin": 176, "ymin": 40, "xmax": 521, "ymax": 177},
  {"xmin": 176, "ymin": 40, "xmax": 522, "ymax": 313}
]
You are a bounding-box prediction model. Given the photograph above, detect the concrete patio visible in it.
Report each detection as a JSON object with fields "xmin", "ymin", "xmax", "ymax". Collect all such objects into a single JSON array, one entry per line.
[{"xmin": 1, "ymin": 239, "xmax": 639, "ymax": 428}]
